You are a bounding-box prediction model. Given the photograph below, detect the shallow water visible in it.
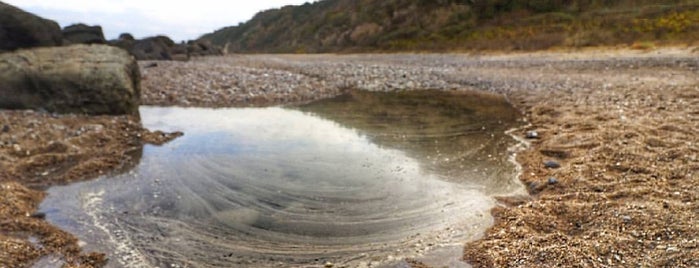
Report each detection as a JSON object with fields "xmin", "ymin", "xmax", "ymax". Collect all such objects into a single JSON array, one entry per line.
[{"xmin": 41, "ymin": 90, "xmax": 524, "ymax": 267}]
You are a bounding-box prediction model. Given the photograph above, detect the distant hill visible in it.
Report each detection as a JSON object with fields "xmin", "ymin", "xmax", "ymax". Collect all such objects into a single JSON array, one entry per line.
[{"xmin": 200, "ymin": 0, "xmax": 699, "ymax": 53}]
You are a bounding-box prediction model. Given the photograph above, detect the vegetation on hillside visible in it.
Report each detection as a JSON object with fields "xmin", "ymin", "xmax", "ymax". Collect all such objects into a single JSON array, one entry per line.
[{"xmin": 200, "ymin": 0, "xmax": 699, "ymax": 53}]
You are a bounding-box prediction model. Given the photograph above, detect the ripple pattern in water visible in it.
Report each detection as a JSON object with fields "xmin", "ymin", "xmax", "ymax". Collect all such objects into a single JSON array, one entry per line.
[{"xmin": 41, "ymin": 90, "xmax": 524, "ymax": 267}]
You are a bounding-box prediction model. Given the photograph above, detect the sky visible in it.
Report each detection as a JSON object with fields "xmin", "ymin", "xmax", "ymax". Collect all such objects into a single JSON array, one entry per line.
[{"xmin": 5, "ymin": 0, "xmax": 314, "ymax": 42}]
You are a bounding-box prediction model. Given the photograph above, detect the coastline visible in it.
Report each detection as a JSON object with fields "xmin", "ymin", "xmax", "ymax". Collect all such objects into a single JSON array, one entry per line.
[{"xmin": 1, "ymin": 47, "xmax": 696, "ymax": 267}]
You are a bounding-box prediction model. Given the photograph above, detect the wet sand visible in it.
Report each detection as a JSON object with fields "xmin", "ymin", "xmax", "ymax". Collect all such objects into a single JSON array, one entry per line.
[{"xmin": 2, "ymin": 47, "xmax": 697, "ymax": 267}]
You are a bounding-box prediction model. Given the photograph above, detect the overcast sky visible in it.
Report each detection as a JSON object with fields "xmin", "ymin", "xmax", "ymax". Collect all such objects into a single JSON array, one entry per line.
[{"xmin": 5, "ymin": 0, "xmax": 314, "ymax": 42}]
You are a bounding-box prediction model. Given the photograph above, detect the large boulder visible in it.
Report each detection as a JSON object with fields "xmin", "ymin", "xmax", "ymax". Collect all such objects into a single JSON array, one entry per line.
[
  {"xmin": 112, "ymin": 35, "xmax": 174, "ymax": 60},
  {"xmin": 110, "ymin": 34, "xmax": 221, "ymax": 61},
  {"xmin": 0, "ymin": 44, "xmax": 140, "ymax": 115},
  {"xmin": 62, "ymin": 23, "xmax": 106, "ymax": 44},
  {"xmin": 0, "ymin": 2, "xmax": 62, "ymax": 52},
  {"xmin": 131, "ymin": 35, "xmax": 175, "ymax": 60},
  {"xmin": 187, "ymin": 40, "xmax": 223, "ymax": 57}
]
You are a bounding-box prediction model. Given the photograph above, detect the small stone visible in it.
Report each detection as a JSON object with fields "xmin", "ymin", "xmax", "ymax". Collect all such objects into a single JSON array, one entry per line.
[
  {"xmin": 621, "ymin": 215, "xmax": 632, "ymax": 223},
  {"xmin": 1, "ymin": 125, "xmax": 9, "ymax": 133},
  {"xmin": 324, "ymin": 261, "xmax": 334, "ymax": 268},
  {"xmin": 29, "ymin": 212, "xmax": 46, "ymax": 219},
  {"xmin": 525, "ymin": 131, "xmax": 539, "ymax": 139},
  {"xmin": 547, "ymin": 177, "xmax": 559, "ymax": 185},
  {"xmin": 544, "ymin": 160, "xmax": 561, "ymax": 168}
]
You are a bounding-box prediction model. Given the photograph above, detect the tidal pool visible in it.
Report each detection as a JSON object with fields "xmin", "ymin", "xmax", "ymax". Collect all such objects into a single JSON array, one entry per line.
[{"xmin": 41, "ymin": 90, "xmax": 525, "ymax": 267}]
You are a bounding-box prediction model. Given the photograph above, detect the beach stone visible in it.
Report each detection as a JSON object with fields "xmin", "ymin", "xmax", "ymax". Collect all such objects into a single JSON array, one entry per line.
[
  {"xmin": 525, "ymin": 130, "xmax": 539, "ymax": 139},
  {"xmin": 29, "ymin": 212, "xmax": 46, "ymax": 219},
  {"xmin": 544, "ymin": 160, "xmax": 561, "ymax": 169},
  {"xmin": 0, "ymin": 2, "xmax": 62, "ymax": 52},
  {"xmin": 1, "ymin": 125, "xmax": 9, "ymax": 133},
  {"xmin": 547, "ymin": 177, "xmax": 559, "ymax": 185},
  {"xmin": 0, "ymin": 44, "xmax": 141, "ymax": 115},
  {"xmin": 62, "ymin": 23, "xmax": 106, "ymax": 44}
]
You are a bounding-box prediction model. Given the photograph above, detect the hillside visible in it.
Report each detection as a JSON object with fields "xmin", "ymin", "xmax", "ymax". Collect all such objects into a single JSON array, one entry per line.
[{"xmin": 200, "ymin": 0, "xmax": 699, "ymax": 53}]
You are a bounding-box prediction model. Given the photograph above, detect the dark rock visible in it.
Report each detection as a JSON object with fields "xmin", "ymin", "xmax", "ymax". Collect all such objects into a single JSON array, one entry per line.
[
  {"xmin": 547, "ymin": 177, "xmax": 559, "ymax": 185},
  {"xmin": 29, "ymin": 212, "xmax": 46, "ymax": 219},
  {"xmin": 0, "ymin": 45, "xmax": 141, "ymax": 115},
  {"xmin": 62, "ymin": 23, "xmax": 106, "ymax": 44},
  {"xmin": 170, "ymin": 43, "xmax": 189, "ymax": 61},
  {"xmin": 144, "ymin": 62, "xmax": 158, "ymax": 68},
  {"xmin": 187, "ymin": 40, "xmax": 223, "ymax": 57},
  {"xmin": 529, "ymin": 181, "xmax": 539, "ymax": 191},
  {"xmin": 112, "ymin": 35, "xmax": 178, "ymax": 60},
  {"xmin": 109, "ymin": 35, "xmax": 222, "ymax": 61},
  {"xmin": 525, "ymin": 130, "xmax": 539, "ymax": 139},
  {"xmin": 0, "ymin": 2, "xmax": 62, "ymax": 52},
  {"xmin": 1, "ymin": 125, "xmax": 9, "ymax": 133},
  {"xmin": 544, "ymin": 160, "xmax": 561, "ymax": 168},
  {"xmin": 118, "ymin": 33, "xmax": 135, "ymax": 41}
]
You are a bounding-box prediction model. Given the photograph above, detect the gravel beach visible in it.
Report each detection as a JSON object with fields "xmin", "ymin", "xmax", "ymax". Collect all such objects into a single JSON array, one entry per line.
[
  {"xmin": 141, "ymin": 49, "xmax": 698, "ymax": 267},
  {"xmin": 2, "ymin": 47, "xmax": 697, "ymax": 267}
]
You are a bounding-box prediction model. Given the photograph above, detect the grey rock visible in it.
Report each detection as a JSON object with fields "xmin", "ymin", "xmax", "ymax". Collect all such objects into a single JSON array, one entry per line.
[
  {"xmin": 547, "ymin": 177, "xmax": 559, "ymax": 185},
  {"xmin": 1, "ymin": 125, "xmax": 9, "ymax": 133},
  {"xmin": 187, "ymin": 40, "xmax": 223, "ymax": 57},
  {"xmin": 0, "ymin": 2, "xmax": 62, "ymax": 52},
  {"xmin": 525, "ymin": 130, "xmax": 539, "ymax": 139},
  {"xmin": 544, "ymin": 160, "xmax": 561, "ymax": 169},
  {"xmin": 118, "ymin": 33, "xmax": 135, "ymax": 41},
  {"xmin": 62, "ymin": 23, "xmax": 106, "ymax": 44},
  {"xmin": 29, "ymin": 212, "xmax": 46, "ymax": 219},
  {"xmin": 528, "ymin": 182, "xmax": 539, "ymax": 192},
  {"xmin": 0, "ymin": 45, "xmax": 141, "ymax": 115},
  {"xmin": 130, "ymin": 36, "xmax": 176, "ymax": 60}
]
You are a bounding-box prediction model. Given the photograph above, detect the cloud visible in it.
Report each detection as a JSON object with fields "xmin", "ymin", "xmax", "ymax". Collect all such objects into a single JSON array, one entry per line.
[{"xmin": 5, "ymin": 0, "xmax": 314, "ymax": 41}]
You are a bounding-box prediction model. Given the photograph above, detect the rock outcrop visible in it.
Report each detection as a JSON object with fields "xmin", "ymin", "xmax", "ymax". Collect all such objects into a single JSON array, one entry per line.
[
  {"xmin": 187, "ymin": 40, "xmax": 223, "ymax": 57},
  {"xmin": 111, "ymin": 35, "xmax": 188, "ymax": 61},
  {"xmin": 0, "ymin": 45, "xmax": 140, "ymax": 115},
  {"xmin": 0, "ymin": 2, "xmax": 62, "ymax": 52},
  {"xmin": 62, "ymin": 23, "xmax": 106, "ymax": 44},
  {"xmin": 110, "ymin": 34, "xmax": 222, "ymax": 61}
]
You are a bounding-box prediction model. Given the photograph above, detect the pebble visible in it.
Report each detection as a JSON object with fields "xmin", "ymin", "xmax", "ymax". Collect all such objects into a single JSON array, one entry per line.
[
  {"xmin": 324, "ymin": 261, "xmax": 334, "ymax": 268},
  {"xmin": 29, "ymin": 212, "xmax": 46, "ymax": 219},
  {"xmin": 544, "ymin": 160, "xmax": 561, "ymax": 168},
  {"xmin": 547, "ymin": 177, "xmax": 559, "ymax": 185},
  {"xmin": 525, "ymin": 130, "xmax": 539, "ymax": 139},
  {"xmin": 1, "ymin": 125, "xmax": 9, "ymax": 133}
]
